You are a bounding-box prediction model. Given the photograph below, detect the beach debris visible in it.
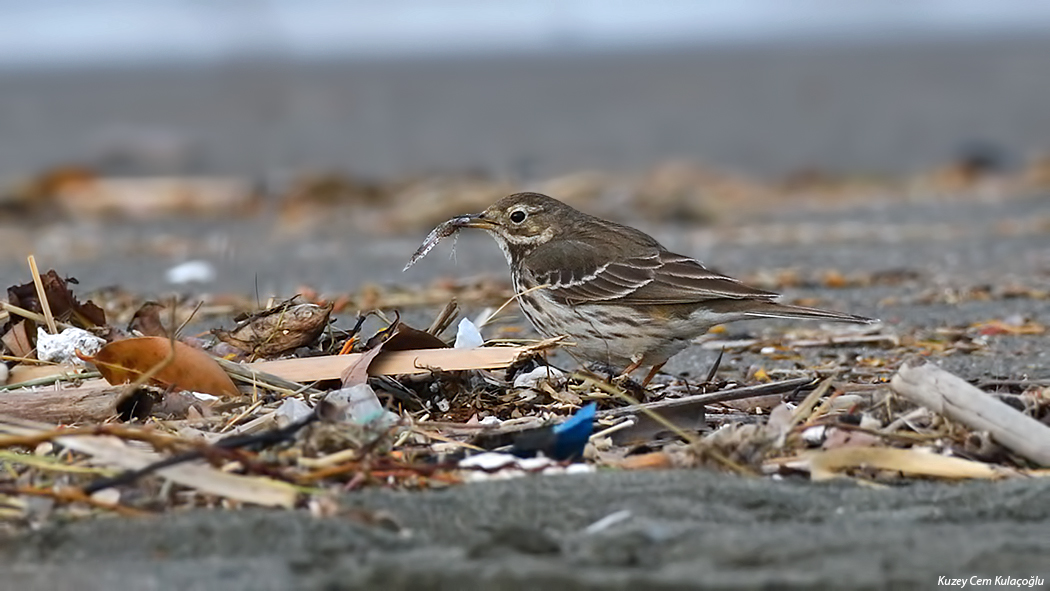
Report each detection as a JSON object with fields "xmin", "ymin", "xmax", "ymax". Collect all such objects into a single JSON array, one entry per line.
[
  {"xmin": 4, "ymin": 270, "xmax": 106, "ymax": 332},
  {"xmin": 891, "ymin": 360, "xmax": 1050, "ymax": 467},
  {"xmin": 165, "ymin": 260, "xmax": 216, "ymax": 285},
  {"xmin": 127, "ymin": 301, "xmax": 170, "ymax": 337},
  {"xmin": 458, "ymin": 452, "xmax": 594, "ymax": 482},
  {"xmin": 513, "ymin": 365, "xmax": 567, "ymax": 390},
  {"xmin": 248, "ymin": 346, "xmax": 528, "ymax": 382},
  {"xmin": 36, "ymin": 326, "xmax": 105, "ymax": 365},
  {"xmin": 82, "ymin": 336, "xmax": 240, "ymax": 398},
  {"xmin": 1, "ymin": 249, "xmax": 1047, "ymax": 526},
  {"xmin": 770, "ymin": 447, "xmax": 1010, "ymax": 481},
  {"xmin": 214, "ymin": 298, "xmax": 333, "ymax": 358},
  {"xmin": 274, "ymin": 398, "xmax": 313, "ymax": 427},
  {"xmin": 454, "ymin": 317, "xmax": 484, "ymax": 349}
]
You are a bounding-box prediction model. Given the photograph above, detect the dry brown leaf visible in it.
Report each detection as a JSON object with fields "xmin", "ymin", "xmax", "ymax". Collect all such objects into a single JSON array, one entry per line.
[
  {"xmin": 83, "ymin": 336, "xmax": 239, "ymax": 398},
  {"xmin": 371, "ymin": 321, "xmax": 448, "ymax": 351},
  {"xmin": 5, "ymin": 270, "xmax": 106, "ymax": 330},
  {"xmin": 340, "ymin": 343, "xmax": 386, "ymax": 387},
  {"xmin": 214, "ymin": 301, "xmax": 333, "ymax": 358},
  {"xmin": 127, "ymin": 301, "xmax": 169, "ymax": 338},
  {"xmin": 1, "ymin": 319, "xmax": 34, "ymax": 358}
]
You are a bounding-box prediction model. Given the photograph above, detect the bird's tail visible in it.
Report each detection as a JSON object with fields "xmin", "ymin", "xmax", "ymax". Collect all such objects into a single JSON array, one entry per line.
[{"xmin": 739, "ymin": 301, "xmax": 876, "ymax": 324}]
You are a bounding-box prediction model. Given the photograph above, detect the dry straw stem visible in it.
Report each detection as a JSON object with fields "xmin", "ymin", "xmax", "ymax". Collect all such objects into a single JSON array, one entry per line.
[
  {"xmin": 478, "ymin": 283, "xmax": 551, "ymax": 328},
  {"xmin": 578, "ymin": 373, "xmax": 756, "ymax": 475},
  {"xmin": 2, "ymin": 370, "xmax": 101, "ymax": 390},
  {"xmin": 577, "ymin": 373, "xmax": 701, "ymax": 446},
  {"xmin": 788, "ymin": 377, "xmax": 835, "ymax": 429},
  {"xmin": 0, "ymin": 448, "xmax": 115, "ymax": 476},
  {"xmin": 0, "ymin": 484, "xmax": 149, "ymax": 517},
  {"xmin": 215, "ymin": 357, "xmax": 321, "ymax": 397},
  {"xmin": 0, "ymin": 416, "xmax": 298, "ymax": 508},
  {"xmin": 595, "ymin": 376, "xmax": 814, "ymax": 420},
  {"xmin": 891, "ymin": 360, "xmax": 1050, "ymax": 467},
  {"xmin": 0, "ymin": 301, "xmax": 72, "ymax": 331},
  {"xmin": 26, "ymin": 255, "xmax": 58, "ymax": 335}
]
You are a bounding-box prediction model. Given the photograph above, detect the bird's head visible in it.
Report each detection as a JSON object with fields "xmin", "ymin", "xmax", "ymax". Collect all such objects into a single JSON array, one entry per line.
[{"xmin": 455, "ymin": 192, "xmax": 572, "ymax": 254}]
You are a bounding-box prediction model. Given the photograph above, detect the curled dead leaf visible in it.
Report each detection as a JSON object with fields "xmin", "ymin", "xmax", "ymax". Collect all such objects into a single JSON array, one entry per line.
[
  {"xmin": 82, "ymin": 336, "xmax": 239, "ymax": 398},
  {"xmin": 214, "ymin": 300, "xmax": 333, "ymax": 358}
]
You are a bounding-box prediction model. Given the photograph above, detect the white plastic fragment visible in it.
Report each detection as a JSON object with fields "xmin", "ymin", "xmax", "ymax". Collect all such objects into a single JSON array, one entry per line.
[
  {"xmin": 458, "ymin": 451, "xmax": 595, "ymax": 481},
  {"xmin": 36, "ymin": 327, "xmax": 105, "ymax": 365},
  {"xmin": 274, "ymin": 398, "xmax": 313, "ymax": 427},
  {"xmin": 459, "ymin": 452, "xmax": 553, "ymax": 471},
  {"xmin": 513, "ymin": 366, "xmax": 566, "ymax": 389},
  {"xmin": 453, "ymin": 317, "xmax": 484, "ymax": 349},
  {"xmin": 583, "ymin": 510, "xmax": 633, "ymax": 535},
  {"xmin": 478, "ymin": 415, "xmax": 502, "ymax": 427},
  {"xmin": 801, "ymin": 425, "xmax": 827, "ymax": 446},
  {"xmin": 189, "ymin": 392, "xmax": 220, "ymax": 402},
  {"xmin": 165, "ymin": 260, "xmax": 216, "ymax": 284},
  {"xmin": 324, "ymin": 383, "xmax": 397, "ymax": 427},
  {"xmin": 859, "ymin": 414, "xmax": 882, "ymax": 430}
]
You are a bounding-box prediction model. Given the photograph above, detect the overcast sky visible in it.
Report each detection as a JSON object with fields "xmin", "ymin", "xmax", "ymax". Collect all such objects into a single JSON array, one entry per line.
[{"xmin": 3, "ymin": 0, "xmax": 1050, "ymax": 68}]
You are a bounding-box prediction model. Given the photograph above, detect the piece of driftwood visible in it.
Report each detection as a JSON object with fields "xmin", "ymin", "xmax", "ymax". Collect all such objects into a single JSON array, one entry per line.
[
  {"xmin": 891, "ymin": 360, "xmax": 1050, "ymax": 467},
  {"xmin": 0, "ymin": 381, "xmax": 201, "ymax": 423},
  {"xmin": 248, "ymin": 346, "xmax": 527, "ymax": 383}
]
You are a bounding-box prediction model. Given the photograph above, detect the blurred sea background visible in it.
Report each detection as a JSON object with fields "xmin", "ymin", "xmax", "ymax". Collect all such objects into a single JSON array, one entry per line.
[{"xmin": 4, "ymin": 0, "xmax": 1050, "ymax": 179}]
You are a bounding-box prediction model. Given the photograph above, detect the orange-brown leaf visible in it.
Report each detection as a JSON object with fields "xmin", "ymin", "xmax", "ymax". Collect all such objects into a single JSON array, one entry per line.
[{"xmin": 84, "ymin": 337, "xmax": 239, "ymax": 398}]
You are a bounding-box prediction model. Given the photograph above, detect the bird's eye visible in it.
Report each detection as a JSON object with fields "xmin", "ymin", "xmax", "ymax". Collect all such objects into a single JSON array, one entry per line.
[{"xmin": 509, "ymin": 210, "xmax": 527, "ymax": 224}]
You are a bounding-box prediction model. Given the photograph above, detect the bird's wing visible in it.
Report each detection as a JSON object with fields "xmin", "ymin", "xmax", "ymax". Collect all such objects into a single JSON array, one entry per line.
[
  {"xmin": 619, "ymin": 251, "xmax": 780, "ymax": 304},
  {"xmin": 523, "ymin": 241, "xmax": 778, "ymax": 305}
]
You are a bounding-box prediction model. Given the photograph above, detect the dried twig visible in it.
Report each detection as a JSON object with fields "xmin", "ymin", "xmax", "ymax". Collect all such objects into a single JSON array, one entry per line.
[
  {"xmin": 596, "ymin": 377, "xmax": 815, "ymax": 419},
  {"xmin": 27, "ymin": 255, "xmax": 58, "ymax": 335}
]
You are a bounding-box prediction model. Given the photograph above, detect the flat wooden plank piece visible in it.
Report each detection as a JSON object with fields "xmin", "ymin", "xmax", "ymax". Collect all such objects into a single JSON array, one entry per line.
[{"xmin": 248, "ymin": 346, "xmax": 526, "ymax": 382}]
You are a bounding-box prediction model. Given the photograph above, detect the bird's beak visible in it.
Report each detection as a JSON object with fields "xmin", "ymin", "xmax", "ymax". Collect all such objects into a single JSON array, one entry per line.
[{"xmin": 453, "ymin": 212, "xmax": 499, "ymax": 230}]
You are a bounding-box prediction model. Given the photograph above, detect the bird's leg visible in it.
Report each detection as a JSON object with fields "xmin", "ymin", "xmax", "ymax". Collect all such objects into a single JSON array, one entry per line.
[
  {"xmin": 614, "ymin": 357, "xmax": 645, "ymax": 383},
  {"xmin": 640, "ymin": 362, "xmax": 666, "ymax": 388}
]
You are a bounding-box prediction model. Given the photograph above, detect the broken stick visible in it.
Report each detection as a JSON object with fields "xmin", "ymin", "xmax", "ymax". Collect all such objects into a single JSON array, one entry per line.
[{"xmin": 890, "ymin": 360, "xmax": 1050, "ymax": 467}]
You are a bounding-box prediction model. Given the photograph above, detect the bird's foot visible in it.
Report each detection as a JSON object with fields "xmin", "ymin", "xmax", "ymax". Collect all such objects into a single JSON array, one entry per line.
[{"xmin": 610, "ymin": 372, "xmax": 647, "ymax": 398}]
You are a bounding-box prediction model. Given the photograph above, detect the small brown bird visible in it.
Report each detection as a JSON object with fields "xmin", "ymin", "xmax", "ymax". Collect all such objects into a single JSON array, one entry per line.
[{"xmin": 441, "ymin": 192, "xmax": 874, "ymax": 385}]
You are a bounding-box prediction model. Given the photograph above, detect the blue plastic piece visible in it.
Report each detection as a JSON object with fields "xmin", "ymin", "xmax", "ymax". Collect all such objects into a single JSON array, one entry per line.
[{"xmin": 549, "ymin": 402, "xmax": 596, "ymax": 460}]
